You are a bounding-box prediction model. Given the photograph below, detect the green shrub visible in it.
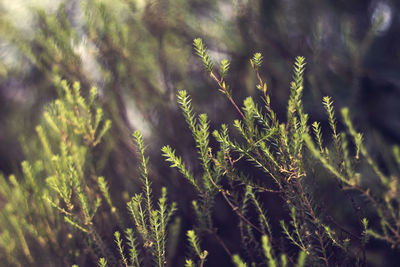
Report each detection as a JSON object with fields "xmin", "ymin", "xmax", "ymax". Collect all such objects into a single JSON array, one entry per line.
[{"xmin": 1, "ymin": 36, "xmax": 399, "ymax": 266}]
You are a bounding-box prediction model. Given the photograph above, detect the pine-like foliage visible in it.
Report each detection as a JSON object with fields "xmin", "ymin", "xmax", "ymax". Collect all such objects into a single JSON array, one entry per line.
[
  {"xmin": 0, "ymin": 27, "xmax": 400, "ymax": 265},
  {"xmin": 0, "ymin": 78, "xmax": 113, "ymax": 265},
  {"xmin": 0, "ymin": 79, "xmax": 178, "ymax": 267},
  {"xmin": 162, "ymin": 39, "xmax": 400, "ymax": 266},
  {"xmin": 0, "ymin": 1, "xmax": 399, "ymax": 266}
]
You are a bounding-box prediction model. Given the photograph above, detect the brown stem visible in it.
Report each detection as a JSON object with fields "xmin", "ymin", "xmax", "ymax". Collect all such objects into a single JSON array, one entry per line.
[
  {"xmin": 295, "ymin": 177, "xmax": 329, "ymax": 266},
  {"xmin": 226, "ymin": 94, "xmax": 246, "ymax": 119},
  {"xmin": 335, "ymin": 180, "xmax": 366, "ymax": 265},
  {"xmin": 206, "ymin": 167, "xmax": 266, "ymax": 236},
  {"xmin": 210, "ymin": 72, "xmax": 245, "ymax": 119},
  {"xmin": 208, "ymin": 228, "xmax": 232, "ymax": 257}
]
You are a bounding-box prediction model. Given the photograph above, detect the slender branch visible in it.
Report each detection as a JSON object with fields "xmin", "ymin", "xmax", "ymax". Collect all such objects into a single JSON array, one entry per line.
[
  {"xmin": 295, "ymin": 177, "xmax": 329, "ymax": 267},
  {"xmin": 205, "ymin": 164, "xmax": 266, "ymax": 236},
  {"xmin": 210, "ymin": 72, "xmax": 245, "ymax": 119},
  {"xmin": 208, "ymin": 228, "xmax": 232, "ymax": 257}
]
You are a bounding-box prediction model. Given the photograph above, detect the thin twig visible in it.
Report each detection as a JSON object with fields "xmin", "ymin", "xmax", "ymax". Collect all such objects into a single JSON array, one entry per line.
[{"xmin": 210, "ymin": 72, "xmax": 245, "ymax": 119}]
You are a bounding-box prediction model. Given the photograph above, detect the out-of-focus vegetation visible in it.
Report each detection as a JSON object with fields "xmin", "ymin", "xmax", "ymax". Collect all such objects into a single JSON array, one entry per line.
[{"xmin": 0, "ymin": 0, "xmax": 400, "ymax": 266}]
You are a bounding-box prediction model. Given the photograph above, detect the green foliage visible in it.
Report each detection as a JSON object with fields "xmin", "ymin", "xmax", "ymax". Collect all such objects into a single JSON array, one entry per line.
[
  {"xmin": 98, "ymin": 258, "xmax": 108, "ymax": 267},
  {"xmin": 232, "ymin": 254, "xmax": 247, "ymax": 267},
  {"xmin": 0, "ymin": 79, "xmax": 178, "ymax": 267},
  {"xmin": 219, "ymin": 59, "xmax": 230, "ymax": 80},
  {"xmin": 296, "ymin": 251, "xmax": 307, "ymax": 267},
  {"xmin": 0, "ymin": 78, "xmax": 114, "ymax": 266},
  {"xmin": 114, "ymin": 231, "xmax": 128, "ymax": 267},
  {"xmin": 193, "ymin": 38, "xmax": 214, "ymax": 73},
  {"xmin": 125, "ymin": 228, "xmax": 140, "ymax": 267},
  {"xmin": 250, "ymin": 53, "xmax": 263, "ymax": 70},
  {"xmin": 261, "ymin": 235, "xmax": 277, "ymax": 267},
  {"xmin": 161, "ymin": 39, "xmax": 400, "ymax": 266},
  {"xmin": 125, "ymin": 131, "xmax": 177, "ymax": 267},
  {"xmin": 186, "ymin": 229, "xmax": 208, "ymax": 267},
  {"xmin": 0, "ymin": 9, "xmax": 400, "ymax": 264}
]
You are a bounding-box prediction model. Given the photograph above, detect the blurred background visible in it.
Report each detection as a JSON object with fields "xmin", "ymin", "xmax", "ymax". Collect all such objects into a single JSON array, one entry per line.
[{"xmin": 0, "ymin": 0, "xmax": 400, "ymax": 266}]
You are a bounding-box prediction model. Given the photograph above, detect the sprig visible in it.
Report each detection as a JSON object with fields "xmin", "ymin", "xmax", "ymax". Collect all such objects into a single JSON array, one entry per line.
[{"xmin": 194, "ymin": 38, "xmax": 214, "ymax": 73}]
